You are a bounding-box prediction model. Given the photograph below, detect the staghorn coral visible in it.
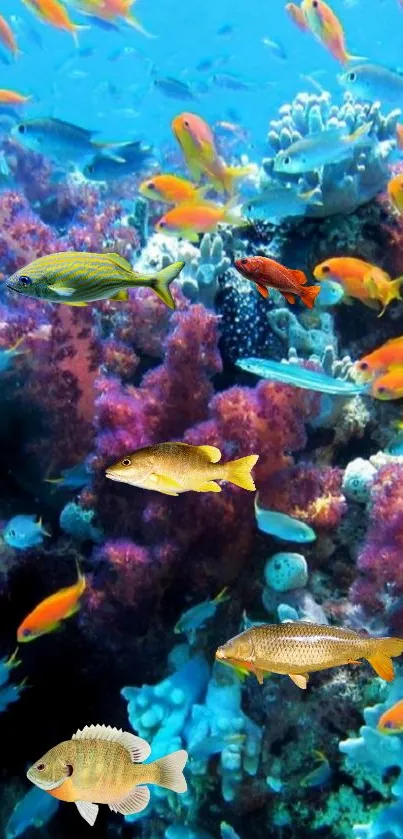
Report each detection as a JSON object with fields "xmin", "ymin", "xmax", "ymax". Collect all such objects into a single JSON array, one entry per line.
[{"xmin": 262, "ymin": 91, "xmax": 397, "ymax": 218}]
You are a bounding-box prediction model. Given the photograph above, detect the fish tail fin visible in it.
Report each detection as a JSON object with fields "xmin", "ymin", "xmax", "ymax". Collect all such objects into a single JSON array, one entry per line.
[
  {"xmin": 71, "ymin": 24, "xmax": 89, "ymax": 45},
  {"xmin": 213, "ymin": 587, "xmax": 229, "ymax": 605},
  {"xmin": 75, "ymin": 559, "xmax": 86, "ymax": 596},
  {"xmin": 125, "ymin": 12, "xmax": 156, "ymax": 37},
  {"xmin": 195, "ymin": 184, "xmax": 212, "ymax": 201},
  {"xmin": 299, "ymin": 284, "xmax": 321, "ymax": 309},
  {"xmin": 225, "ymin": 164, "xmax": 254, "ymax": 190},
  {"xmin": 150, "ymin": 261, "xmax": 185, "ymax": 308},
  {"xmin": 368, "ymin": 637, "xmax": 403, "ymax": 681},
  {"xmin": 224, "ymin": 454, "xmax": 259, "ymax": 491},
  {"xmin": 347, "ymin": 120, "xmax": 373, "ymax": 144},
  {"xmin": 223, "ymin": 197, "xmax": 248, "ymax": 227},
  {"xmin": 345, "ymin": 52, "xmax": 367, "ymax": 63},
  {"xmin": 153, "ymin": 749, "xmax": 188, "ymax": 793},
  {"xmin": 388, "ymin": 276, "xmax": 403, "ymax": 303}
]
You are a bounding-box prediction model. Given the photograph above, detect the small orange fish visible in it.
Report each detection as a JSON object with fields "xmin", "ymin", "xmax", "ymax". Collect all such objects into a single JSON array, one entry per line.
[
  {"xmin": 388, "ymin": 173, "xmax": 403, "ymax": 215},
  {"xmin": 172, "ymin": 112, "xmax": 252, "ymax": 194},
  {"xmin": 139, "ymin": 174, "xmax": 210, "ymax": 205},
  {"xmin": 0, "ymin": 14, "xmax": 19, "ymax": 56},
  {"xmin": 301, "ymin": 0, "xmax": 362, "ymax": 63},
  {"xmin": 0, "ymin": 89, "xmax": 31, "ymax": 105},
  {"xmin": 314, "ymin": 257, "xmax": 392, "ymax": 311},
  {"xmin": 155, "ymin": 200, "xmax": 246, "ymax": 242},
  {"xmin": 235, "ymin": 256, "xmax": 321, "ymax": 309},
  {"xmin": 22, "ymin": 0, "xmax": 84, "ymax": 43},
  {"xmin": 354, "ymin": 335, "xmax": 403, "ymax": 381},
  {"xmin": 378, "ymin": 699, "xmax": 403, "ymax": 733},
  {"xmin": 371, "ymin": 366, "xmax": 403, "ymax": 401},
  {"xmin": 286, "ymin": 2, "xmax": 309, "ymax": 32},
  {"xmin": 17, "ymin": 563, "xmax": 86, "ymax": 642}
]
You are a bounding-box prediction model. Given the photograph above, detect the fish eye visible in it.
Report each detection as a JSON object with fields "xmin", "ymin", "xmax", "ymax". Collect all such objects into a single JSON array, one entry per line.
[
  {"xmin": 22, "ymin": 628, "xmax": 31, "ymax": 637},
  {"xmin": 36, "ymin": 763, "xmax": 45, "ymax": 771},
  {"xmin": 86, "ymin": 165, "xmax": 94, "ymax": 174},
  {"xmin": 359, "ymin": 361, "xmax": 369, "ymax": 370},
  {"xmin": 384, "ymin": 721, "xmax": 394, "ymax": 729},
  {"xmin": 17, "ymin": 124, "xmax": 26, "ymax": 134},
  {"xmin": 321, "ymin": 265, "xmax": 330, "ymax": 274},
  {"xmin": 121, "ymin": 458, "xmax": 132, "ymax": 467},
  {"xmin": 18, "ymin": 275, "xmax": 32, "ymax": 286},
  {"xmin": 183, "ymin": 120, "xmax": 190, "ymax": 128},
  {"xmin": 147, "ymin": 181, "xmax": 156, "ymax": 190},
  {"xmin": 8, "ymin": 529, "xmax": 15, "ymax": 538},
  {"xmin": 65, "ymin": 764, "xmax": 74, "ymax": 777},
  {"xmin": 158, "ymin": 220, "xmax": 166, "ymax": 228},
  {"xmin": 312, "ymin": 0, "xmax": 318, "ymax": 6},
  {"xmin": 348, "ymin": 72, "xmax": 357, "ymax": 83},
  {"xmin": 377, "ymin": 386, "xmax": 387, "ymax": 394},
  {"xmin": 238, "ymin": 258, "xmax": 247, "ymax": 265},
  {"xmin": 283, "ymin": 156, "xmax": 291, "ymax": 166}
]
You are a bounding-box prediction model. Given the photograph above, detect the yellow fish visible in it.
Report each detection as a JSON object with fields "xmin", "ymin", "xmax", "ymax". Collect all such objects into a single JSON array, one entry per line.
[
  {"xmin": 6, "ymin": 252, "xmax": 185, "ymax": 309},
  {"xmin": 27, "ymin": 725, "xmax": 187, "ymax": 825},
  {"xmin": 105, "ymin": 442, "xmax": 259, "ymax": 495},
  {"xmin": 216, "ymin": 621, "xmax": 403, "ymax": 689}
]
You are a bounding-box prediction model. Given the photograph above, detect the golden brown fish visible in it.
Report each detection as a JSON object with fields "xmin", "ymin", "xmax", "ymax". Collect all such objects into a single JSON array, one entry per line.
[
  {"xmin": 27, "ymin": 725, "xmax": 188, "ymax": 826},
  {"xmin": 216, "ymin": 622, "xmax": 403, "ymax": 689},
  {"xmin": 105, "ymin": 442, "xmax": 259, "ymax": 495}
]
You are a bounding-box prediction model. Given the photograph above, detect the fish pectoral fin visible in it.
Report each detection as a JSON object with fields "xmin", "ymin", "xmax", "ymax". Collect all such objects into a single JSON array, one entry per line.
[
  {"xmin": 368, "ymin": 653, "xmax": 395, "ymax": 681},
  {"xmin": 61, "ymin": 301, "xmax": 87, "ymax": 307},
  {"xmin": 48, "ymin": 283, "xmax": 76, "ymax": 297},
  {"xmin": 151, "ymin": 473, "xmax": 182, "ymax": 491},
  {"xmin": 289, "ymin": 673, "xmax": 309, "ymax": 689},
  {"xmin": 289, "ymin": 269, "xmax": 307, "ymax": 285},
  {"xmin": 197, "ymin": 445, "xmax": 222, "ymax": 463},
  {"xmin": 347, "ymin": 659, "xmax": 362, "ymax": 666},
  {"xmin": 282, "ymin": 292, "xmax": 296, "ymax": 304},
  {"xmin": 253, "ymin": 666, "xmax": 265, "ymax": 685},
  {"xmin": 111, "ymin": 290, "xmax": 129, "ymax": 301},
  {"xmin": 76, "ymin": 801, "xmax": 99, "ymax": 826},
  {"xmin": 256, "ymin": 283, "xmax": 269, "ymax": 298},
  {"xmin": 45, "ymin": 620, "xmax": 63, "ymax": 633},
  {"xmin": 182, "ymin": 229, "xmax": 200, "ymax": 243},
  {"xmin": 194, "ymin": 480, "xmax": 222, "ymax": 492},
  {"xmin": 109, "ymin": 784, "xmax": 150, "ymax": 815}
]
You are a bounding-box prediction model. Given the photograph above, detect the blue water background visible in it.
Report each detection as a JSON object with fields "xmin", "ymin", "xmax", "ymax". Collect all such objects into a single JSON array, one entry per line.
[{"xmin": 0, "ymin": 0, "xmax": 397, "ymax": 160}]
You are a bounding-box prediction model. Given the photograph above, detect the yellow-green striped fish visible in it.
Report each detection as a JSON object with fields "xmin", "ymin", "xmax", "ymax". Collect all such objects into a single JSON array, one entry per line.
[{"xmin": 6, "ymin": 252, "xmax": 185, "ymax": 308}]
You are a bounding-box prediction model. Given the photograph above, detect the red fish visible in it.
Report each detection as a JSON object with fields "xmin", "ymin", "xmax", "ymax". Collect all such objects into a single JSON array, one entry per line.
[{"xmin": 234, "ymin": 256, "xmax": 321, "ymax": 309}]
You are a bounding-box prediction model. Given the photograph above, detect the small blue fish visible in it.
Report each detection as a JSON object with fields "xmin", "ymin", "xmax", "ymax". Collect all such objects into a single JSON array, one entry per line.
[
  {"xmin": 45, "ymin": 461, "xmax": 90, "ymax": 490},
  {"xmin": 316, "ymin": 281, "xmax": 345, "ymax": 307},
  {"xmin": 339, "ymin": 63, "xmax": 403, "ymax": 106},
  {"xmin": 0, "ymin": 337, "xmax": 25, "ymax": 373},
  {"xmin": 301, "ymin": 752, "xmax": 332, "ymax": 788},
  {"xmin": 262, "ymin": 36, "xmax": 287, "ymax": 61},
  {"xmin": 3, "ymin": 515, "xmax": 50, "ymax": 550},
  {"xmin": 174, "ymin": 589, "xmax": 229, "ymax": 636},
  {"xmin": 236, "ymin": 357, "xmax": 368, "ymax": 396},
  {"xmin": 255, "ymin": 496, "xmax": 316, "ymax": 543},
  {"xmin": 5, "ymin": 787, "xmax": 58, "ymax": 839}
]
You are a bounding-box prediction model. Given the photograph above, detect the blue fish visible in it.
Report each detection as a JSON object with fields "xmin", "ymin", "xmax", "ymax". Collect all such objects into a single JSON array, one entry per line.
[
  {"xmin": 301, "ymin": 752, "xmax": 332, "ymax": 788},
  {"xmin": 174, "ymin": 589, "xmax": 228, "ymax": 636},
  {"xmin": 45, "ymin": 461, "xmax": 90, "ymax": 490},
  {"xmin": 237, "ymin": 358, "xmax": 368, "ymax": 396},
  {"xmin": 3, "ymin": 515, "xmax": 50, "ymax": 550},
  {"xmin": 255, "ymin": 496, "xmax": 316, "ymax": 543},
  {"xmin": 5, "ymin": 787, "xmax": 58, "ymax": 839}
]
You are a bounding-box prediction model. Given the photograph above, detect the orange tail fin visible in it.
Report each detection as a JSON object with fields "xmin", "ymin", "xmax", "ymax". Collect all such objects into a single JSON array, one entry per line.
[
  {"xmin": 299, "ymin": 284, "xmax": 321, "ymax": 309},
  {"xmin": 368, "ymin": 636, "xmax": 403, "ymax": 681}
]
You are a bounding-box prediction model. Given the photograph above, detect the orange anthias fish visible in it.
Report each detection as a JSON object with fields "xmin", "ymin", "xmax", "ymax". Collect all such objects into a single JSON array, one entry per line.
[
  {"xmin": 371, "ymin": 366, "xmax": 403, "ymax": 401},
  {"xmin": 0, "ymin": 89, "xmax": 31, "ymax": 105},
  {"xmin": 313, "ymin": 257, "xmax": 402, "ymax": 315},
  {"xmin": 22, "ymin": 0, "xmax": 84, "ymax": 42},
  {"xmin": 139, "ymin": 174, "xmax": 210, "ymax": 205},
  {"xmin": 286, "ymin": 2, "xmax": 309, "ymax": 32},
  {"xmin": 354, "ymin": 336, "xmax": 403, "ymax": 381},
  {"xmin": 388, "ymin": 173, "xmax": 403, "ymax": 215},
  {"xmin": 301, "ymin": 0, "xmax": 362, "ymax": 63},
  {"xmin": 76, "ymin": 0, "xmax": 155, "ymax": 36},
  {"xmin": 216, "ymin": 622, "xmax": 403, "ymax": 689},
  {"xmin": 378, "ymin": 699, "xmax": 403, "ymax": 733},
  {"xmin": 235, "ymin": 256, "xmax": 321, "ymax": 309},
  {"xmin": 155, "ymin": 201, "xmax": 246, "ymax": 242},
  {"xmin": 0, "ymin": 14, "xmax": 19, "ymax": 56},
  {"xmin": 17, "ymin": 563, "xmax": 86, "ymax": 642},
  {"xmin": 171, "ymin": 112, "xmax": 252, "ymax": 195}
]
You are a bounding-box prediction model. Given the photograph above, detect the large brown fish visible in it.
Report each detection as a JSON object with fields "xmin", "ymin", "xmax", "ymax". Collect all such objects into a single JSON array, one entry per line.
[
  {"xmin": 27, "ymin": 725, "xmax": 188, "ymax": 825},
  {"xmin": 216, "ymin": 622, "xmax": 403, "ymax": 689}
]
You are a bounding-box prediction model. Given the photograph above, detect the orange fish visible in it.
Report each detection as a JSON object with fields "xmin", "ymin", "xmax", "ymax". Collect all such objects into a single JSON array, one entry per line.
[
  {"xmin": 378, "ymin": 699, "xmax": 403, "ymax": 734},
  {"xmin": 355, "ymin": 336, "xmax": 403, "ymax": 381},
  {"xmin": 171, "ymin": 112, "xmax": 252, "ymax": 194},
  {"xmin": 363, "ymin": 270, "xmax": 403, "ymax": 317},
  {"xmin": 301, "ymin": 0, "xmax": 362, "ymax": 63},
  {"xmin": 78, "ymin": 0, "xmax": 155, "ymax": 36},
  {"xmin": 139, "ymin": 174, "xmax": 210, "ymax": 205},
  {"xmin": 388, "ymin": 173, "xmax": 403, "ymax": 215},
  {"xmin": 286, "ymin": 2, "xmax": 309, "ymax": 32},
  {"xmin": 396, "ymin": 124, "xmax": 403, "ymax": 150},
  {"xmin": 313, "ymin": 257, "xmax": 394, "ymax": 311},
  {"xmin": 371, "ymin": 366, "xmax": 403, "ymax": 401},
  {"xmin": 155, "ymin": 200, "xmax": 246, "ymax": 242},
  {"xmin": 0, "ymin": 14, "xmax": 19, "ymax": 56},
  {"xmin": 235, "ymin": 256, "xmax": 321, "ymax": 309},
  {"xmin": 17, "ymin": 563, "xmax": 86, "ymax": 642},
  {"xmin": 22, "ymin": 0, "xmax": 84, "ymax": 43},
  {"xmin": 0, "ymin": 89, "xmax": 31, "ymax": 105}
]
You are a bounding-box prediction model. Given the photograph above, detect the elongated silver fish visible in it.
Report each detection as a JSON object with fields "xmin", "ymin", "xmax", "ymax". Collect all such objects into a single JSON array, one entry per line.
[
  {"xmin": 6, "ymin": 252, "xmax": 185, "ymax": 308},
  {"xmin": 274, "ymin": 121, "xmax": 372, "ymax": 174}
]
